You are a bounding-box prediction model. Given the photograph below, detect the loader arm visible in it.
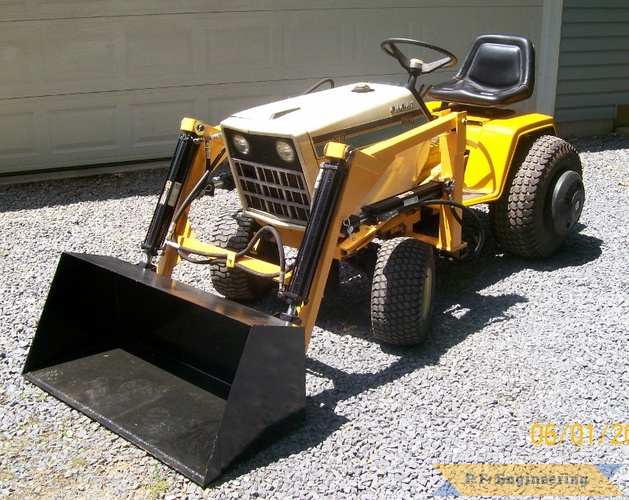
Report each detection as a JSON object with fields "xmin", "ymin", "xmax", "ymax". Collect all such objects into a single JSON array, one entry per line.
[
  {"xmin": 291, "ymin": 110, "xmax": 467, "ymax": 345},
  {"xmin": 158, "ymin": 111, "xmax": 467, "ymax": 348}
]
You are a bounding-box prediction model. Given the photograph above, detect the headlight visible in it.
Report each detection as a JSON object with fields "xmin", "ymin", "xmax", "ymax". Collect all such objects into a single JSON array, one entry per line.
[
  {"xmin": 233, "ymin": 134, "xmax": 250, "ymax": 155},
  {"xmin": 276, "ymin": 140, "xmax": 295, "ymax": 162}
]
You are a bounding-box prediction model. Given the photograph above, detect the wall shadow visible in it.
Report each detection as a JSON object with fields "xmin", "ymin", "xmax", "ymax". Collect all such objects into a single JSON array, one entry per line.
[
  {"xmin": 571, "ymin": 134, "xmax": 629, "ymax": 153},
  {"xmin": 0, "ymin": 167, "xmax": 167, "ymax": 213}
]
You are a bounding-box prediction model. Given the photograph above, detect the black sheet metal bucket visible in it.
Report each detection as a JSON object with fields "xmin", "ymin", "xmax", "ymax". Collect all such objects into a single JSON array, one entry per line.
[{"xmin": 23, "ymin": 252, "xmax": 305, "ymax": 486}]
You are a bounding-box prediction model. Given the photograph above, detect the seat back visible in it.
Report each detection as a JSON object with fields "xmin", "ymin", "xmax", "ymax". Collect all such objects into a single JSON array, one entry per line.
[{"xmin": 429, "ymin": 34, "xmax": 535, "ymax": 107}]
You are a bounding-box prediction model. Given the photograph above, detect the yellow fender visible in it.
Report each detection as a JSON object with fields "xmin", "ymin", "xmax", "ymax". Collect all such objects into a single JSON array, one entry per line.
[{"xmin": 463, "ymin": 112, "xmax": 556, "ymax": 205}]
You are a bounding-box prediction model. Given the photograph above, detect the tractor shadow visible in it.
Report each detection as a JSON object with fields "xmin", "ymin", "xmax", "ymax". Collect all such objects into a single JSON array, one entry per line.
[
  {"xmin": 216, "ymin": 216, "xmax": 603, "ymax": 485},
  {"xmin": 315, "ymin": 219, "xmax": 602, "ymax": 352}
]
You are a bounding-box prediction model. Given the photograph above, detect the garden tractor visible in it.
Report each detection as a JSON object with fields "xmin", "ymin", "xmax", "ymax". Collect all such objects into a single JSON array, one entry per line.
[{"xmin": 23, "ymin": 34, "xmax": 585, "ymax": 486}]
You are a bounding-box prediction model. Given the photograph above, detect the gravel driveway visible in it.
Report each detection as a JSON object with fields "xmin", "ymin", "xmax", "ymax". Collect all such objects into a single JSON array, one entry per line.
[{"xmin": 1, "ymin": 134, "xmax": 628, "ymax": 499}]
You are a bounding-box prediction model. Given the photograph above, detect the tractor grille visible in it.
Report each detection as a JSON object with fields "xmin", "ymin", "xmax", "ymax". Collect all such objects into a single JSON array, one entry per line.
[{"xmin": 232, "ymin": 159, "xmax": 311, "ymax": 226}]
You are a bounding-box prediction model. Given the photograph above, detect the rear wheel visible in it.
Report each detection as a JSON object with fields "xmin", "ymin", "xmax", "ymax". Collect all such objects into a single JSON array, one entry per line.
[
  {"xmin": 210, "ymin": 210, "xmax": 275, "ymax": 300},
  {"xmin": 489, "ymin": 135, "xmax": 585, "ymax": 258},
  {"xmin": 371, "ymin": 237, "xmax": 435, "ymax": 346}
]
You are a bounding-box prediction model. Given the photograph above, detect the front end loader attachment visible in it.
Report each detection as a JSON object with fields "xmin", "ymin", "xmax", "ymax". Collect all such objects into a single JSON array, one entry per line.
[{"xmin": 23, "ymin": 252, "xmax": 305, "ymax": 486}]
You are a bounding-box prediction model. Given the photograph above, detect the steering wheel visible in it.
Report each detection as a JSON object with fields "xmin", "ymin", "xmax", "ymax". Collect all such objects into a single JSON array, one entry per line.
[{"xmin": 381, "ymin": 38, "xmax": 457, "ymax": 75}]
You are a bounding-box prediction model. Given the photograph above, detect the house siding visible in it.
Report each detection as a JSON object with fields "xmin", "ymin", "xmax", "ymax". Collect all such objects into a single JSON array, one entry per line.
[{"xmin": 555, "ymin": 0, "xmax": 629, "ymax": 136}]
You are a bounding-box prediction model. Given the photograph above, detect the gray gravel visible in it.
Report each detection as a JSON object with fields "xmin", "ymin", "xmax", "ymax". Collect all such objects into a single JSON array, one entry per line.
[{"xmin": 1, "ymin": 134, "xmax": 628, "ymax": 499}]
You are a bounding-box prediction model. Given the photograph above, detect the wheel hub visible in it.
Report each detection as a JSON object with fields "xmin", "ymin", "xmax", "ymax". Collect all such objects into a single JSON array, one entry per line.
[{"xmin": 551, "ymin": 170, "xmax": 585, "ymax": 236}]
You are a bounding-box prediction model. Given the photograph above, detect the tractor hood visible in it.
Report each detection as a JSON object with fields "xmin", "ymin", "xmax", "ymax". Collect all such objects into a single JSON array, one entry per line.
[
  {"xmin": 220, "ymin": 82, "xmax": 422, "ymax": 139},
  {"xmin": 219, "ymin": 81, "xmax": 431, "ymax": 231}
]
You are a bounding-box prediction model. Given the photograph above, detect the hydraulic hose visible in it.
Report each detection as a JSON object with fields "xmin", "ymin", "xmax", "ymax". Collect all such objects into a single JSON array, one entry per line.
[
  {"xmin": 168, "ymin": 147, "xmax": 227, "ymax": 239},
  {"xmin": 415, "ymin": 198, "xmax": 485, "ymax": 260}
]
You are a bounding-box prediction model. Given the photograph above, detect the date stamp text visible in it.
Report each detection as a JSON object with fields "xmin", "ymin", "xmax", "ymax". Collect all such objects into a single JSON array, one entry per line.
[{"xmin": 531, "ymin": 423, "xmax": 629, "ymax": 446}]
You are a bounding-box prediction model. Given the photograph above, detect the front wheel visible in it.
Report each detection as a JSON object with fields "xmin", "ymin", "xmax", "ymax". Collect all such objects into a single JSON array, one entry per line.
[
  {"xmin": 489, "ymin": 135, "xmax": 585, "ymax": 258},
  {"xmin": 371, "ymin": 237, "xmax": 436, "ymax": 346},
  {"xmin": 209, "ymin": 210, "xmax": 276, "ymax": 300}
]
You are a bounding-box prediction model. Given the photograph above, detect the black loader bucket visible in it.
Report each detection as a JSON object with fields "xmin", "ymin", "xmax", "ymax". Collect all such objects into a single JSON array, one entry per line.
[{"xmin": 23, "ymin": 252, "xmax": 305, "ymax": 486}]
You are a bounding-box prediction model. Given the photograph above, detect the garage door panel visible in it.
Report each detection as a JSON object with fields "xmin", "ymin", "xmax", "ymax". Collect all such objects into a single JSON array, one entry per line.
[
  {"xmin": 206, "ymin": 21, "xmax": 274, "ymax": 73},
  {"xmin": 48, "ymin": 105, "xmax": 122, "ymax": 155},
  {"xmin": 1, "ymin": 3, "xmax": 544, "ymax": 176},
  {"xmin": 130, "ymin": 99, "xmax": 199, "ymax": 150},
  {"xmin": 0, "ymin": 32, "xmax": 39, "ymax": 89},
  {"xmin": 0, "ymin": 91, "xmax": 196, "ymax": 175},
  {"xmin": 0, "ymin": 19, "xmax": 120, "ymax": 99},
  {"xmin": 0, "ymin": 111, "xmax": 40, "ymax": 161},
  {"xmin": 43, "ymin": 31, "xmax": 117, "ymax": 85},
  {"xmin": 1, "ymin": 17, "xmax": 203, "ymax": 99},
  {"xmin": 125, "ymin": 23, "xmax": 198, "ymax": 79},
  {"xmin": 284, "ymin": 17, "xmax": 347, "ymax": 69}
]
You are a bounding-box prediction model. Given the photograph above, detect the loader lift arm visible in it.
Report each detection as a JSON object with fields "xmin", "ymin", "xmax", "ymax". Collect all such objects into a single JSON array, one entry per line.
[{"xmin": 158, "ymin": 110, "xmax": 468, "ymax": 347}]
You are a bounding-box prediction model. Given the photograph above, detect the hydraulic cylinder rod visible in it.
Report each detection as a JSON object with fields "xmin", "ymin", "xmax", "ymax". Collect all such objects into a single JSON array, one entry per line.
[
  {"xmin": 280, "ymin": 149, "xmax": 353, "ymax": 322},
  {"xmin": 141, "ymin": 133, "xmax": 200, "ymax": 266}
]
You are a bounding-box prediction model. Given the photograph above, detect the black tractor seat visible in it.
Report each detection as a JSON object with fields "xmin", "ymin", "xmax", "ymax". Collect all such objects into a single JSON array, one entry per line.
[{"xmin": 429, "ymin": 34, "xmax": 535, "ymax": 108}]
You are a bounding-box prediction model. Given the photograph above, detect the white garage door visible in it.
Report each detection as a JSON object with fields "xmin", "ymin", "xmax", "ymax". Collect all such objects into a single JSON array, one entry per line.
[{"xmin": 0, "ymin": 1, "xmax": 544, "ymax": 178}]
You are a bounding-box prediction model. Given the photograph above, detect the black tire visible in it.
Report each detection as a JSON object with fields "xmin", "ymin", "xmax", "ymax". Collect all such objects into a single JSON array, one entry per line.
[
  {"xmin": 210, "ymin": 210, "xmax": 274, "ymax": 300},
  {"xmin": 371, "ymin": 237, "xmax": 436, "ymax": 346},
  {"xmin": 489, "ymin": 135, "xmax": 585, "ymax": 258}
]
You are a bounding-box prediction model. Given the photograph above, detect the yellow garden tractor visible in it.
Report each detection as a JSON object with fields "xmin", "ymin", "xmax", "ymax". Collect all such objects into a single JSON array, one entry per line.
[{"xmin": 23, "ymin": 34, "xmax": 584, "ymax": 486}]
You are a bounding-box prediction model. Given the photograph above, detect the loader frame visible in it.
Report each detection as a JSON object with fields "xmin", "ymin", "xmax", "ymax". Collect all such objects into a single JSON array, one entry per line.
[{"xmin": 156, "ymin": 110, "xmax": 468, "ymax": 347}]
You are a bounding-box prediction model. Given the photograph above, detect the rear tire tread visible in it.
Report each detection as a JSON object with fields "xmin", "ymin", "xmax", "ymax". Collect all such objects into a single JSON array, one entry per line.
[{"xmin": 489, "ymin": 135, "xmax": 583, "ymax": 258}]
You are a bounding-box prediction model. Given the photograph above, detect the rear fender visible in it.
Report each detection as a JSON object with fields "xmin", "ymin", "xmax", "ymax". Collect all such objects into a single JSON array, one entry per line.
[{"xmin": 463, "ymin": 113, "xmax": 556, "ymax": 204}]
